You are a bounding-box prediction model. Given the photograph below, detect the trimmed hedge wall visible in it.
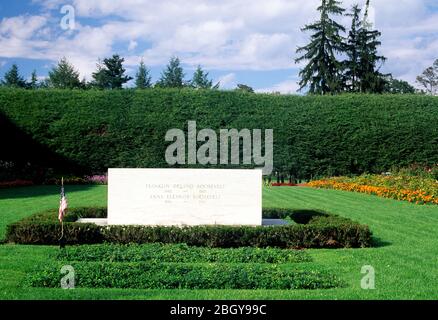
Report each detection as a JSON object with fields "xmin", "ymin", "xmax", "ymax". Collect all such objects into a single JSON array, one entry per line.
[
  {"xmin": 6, "ymin": 207, "xmax": 372, "ymax": 248},
  {"xmin": 1, "ymin": 88, "xmax": 438, "ymax": 179}
]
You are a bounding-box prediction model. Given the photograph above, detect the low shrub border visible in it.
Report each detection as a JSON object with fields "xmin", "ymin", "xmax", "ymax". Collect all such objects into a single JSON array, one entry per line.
[
  {"xmin": 26, "ymin": 261, "xmax": 344, "ymax": 290},
  {"xmin": 56, "ymin": 243, "xmax": 312, "ymax": 263},
  {"xmin": 6, "ymin": 207, "xmax": 372, "ymax": 248}
]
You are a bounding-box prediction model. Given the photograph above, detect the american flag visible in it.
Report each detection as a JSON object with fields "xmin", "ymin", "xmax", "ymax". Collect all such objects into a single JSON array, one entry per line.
[{"xmin": 58, "ymin": 178, "xmax": 68, "ymax": 222}]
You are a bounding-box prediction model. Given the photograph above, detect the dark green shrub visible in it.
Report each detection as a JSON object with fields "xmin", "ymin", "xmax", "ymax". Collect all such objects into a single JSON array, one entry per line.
[
  {"xmin": 6, "ymin": 222, "xmax": 103, "ymax": 245},
  {"xmin": 1, "ymin": 88, "xmax": 438, "ymax": 179},
  {"xmin": 26, "ymin": 261, "xmax": 343, "ymax": 290},
  {"xmin": 56, "ymin": 243, "xmax": 311, "ymax": 263},
  {"xmin": 5, "ymin": 207, "xmax": 372, "ymax": 248},
  {"xmin": 99, "ymin": 223, "xmax": 370, "ymax": 248},
  {"xmin": 262, "ymin": 208, "xmax": 329, "ymax": 223},
  {"xmin": 5, "ymin": 207, "xmax": 106, "ymax": 244}
]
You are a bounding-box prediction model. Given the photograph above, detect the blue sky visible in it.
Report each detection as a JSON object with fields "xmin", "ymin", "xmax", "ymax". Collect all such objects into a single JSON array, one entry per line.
[{"xmin": 0, "ymin": 0, "xmax": 437, "ymax": 92}]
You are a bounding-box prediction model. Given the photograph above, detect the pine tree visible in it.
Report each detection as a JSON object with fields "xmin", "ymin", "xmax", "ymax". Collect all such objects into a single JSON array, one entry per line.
[
  {"xmin": 48, "ymin": 57, "xmax": 82, "ymax": 89},
  {"xmin": 38, "ymin": 78, "xmax": 51, "ymax": 89},
  {"xmin": 80, "ymin": 77, "xmax": 89, "ymax": 90},
  {"xmin": 156, "ymin": 57, "xmax": 185, "ymax": 88},
  {"xmin": 342, "ymin": 0, "xmax": 388, "ymax": 93},
  {"xmin": 30, "ymin": 70, "xmax": 39, "ymax": 89},
  {"xmin": 91, "ymin": 61, "xmax": 108, "ymax": 89},
  {"xmin": 92, "ymin": 54, "xmax": 133, "ymax": 89},
  {"xmin": 135, "ymin": 60, "xmax": 152, "ymax": 89},
  {"xmin": 343, "ymin": 5, "xmax": 362, "ymax": 92},
  {"xmin": 295, "ymin": 0, "xmax": 345, "ymax": 94},
  {"xmin": 191, "ymin": 65, "xmax": 214, "ymax": 89},
  {"xmin": 2, "ymin": 64, "xmax": 27, "ymax": 88},
  {"xmin": 356, "ymin": 0, "xmax": 388, "ymax": 93}
]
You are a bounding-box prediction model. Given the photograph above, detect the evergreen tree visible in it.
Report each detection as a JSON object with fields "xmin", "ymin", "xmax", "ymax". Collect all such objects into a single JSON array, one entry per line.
[
  {"xmin": 2, "ymin": 64, "xmax": 27, "ymax": 88},
  {"xmin": 356, "ymin": 0, "xmax": 388, "ymax": 93},
  {"xmin": 295, "ymin": 0, "xmax": 345, "ymax": 94},
  {"xmin": 80, "ymin": 77, "xmax": 89, "ymax": 90},
  {"xmin": 38, "ymin": 78, "xmax": 51, "ymax": 89},
  {"xmin": 48, "ymin": 57, "xmax": 82, "ymax": 89},
  {"xmin": 342, "ymin": 1, "xmax": 388, "ymax": 93},
  {"xmin": 135, "ymin": 60, "xmax": 152, "ymax": 89},
  {"xmin": 30, "ymin": 70, "xmax": 39, "ymax": 89},
  {"xmin": 190, "ymin": 65, "xmax": 215, "ymax": 89},
  {"xmin": 91, "ymin": 61, "xmax": 108, "ymax": 89},
  {"xmin": 156, "ymin": 57, "xmax": 185, "ymax": 88},
  {"xmin": 343, "ymin": 5, "xmax": 362, "ymax": 92},
  {"xmin": 92, "ymin": 54, "xmax": 133, "ymax": 89}
]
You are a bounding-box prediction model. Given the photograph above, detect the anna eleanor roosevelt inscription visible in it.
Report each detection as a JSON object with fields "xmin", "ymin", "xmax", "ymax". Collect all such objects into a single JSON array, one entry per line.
[{"xmin": 108, "ymin": 169, "xmax": 262, "ymax": 226}]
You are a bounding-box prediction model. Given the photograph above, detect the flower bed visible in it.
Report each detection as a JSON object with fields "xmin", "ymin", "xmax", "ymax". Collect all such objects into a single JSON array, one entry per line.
[
  {"xmin": 44, "ymin": 175, "xmax": 107, "ymax": 185},
  {"xmin": 0, "ymin": 180, "xmax": 33, "ymax": 188},
  {"xmin": 86, "ymin": 175, "xmax": 107, "ymax": 184},
  {"xmin": 307, "ymin": 176, "xmax": 438, "ymax": 205}
]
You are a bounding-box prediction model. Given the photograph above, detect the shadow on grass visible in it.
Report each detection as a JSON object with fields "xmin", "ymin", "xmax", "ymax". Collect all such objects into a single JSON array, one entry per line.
[
  {"xmin": 289, "ymin": 209, "xmax": 329, "ymax": 224},
  {"xmin": 0, "ymin": 184, "xmax": 98, "ymax": 200},
  {"xmin": 371, "ymin": 236, "xmax": 392, "ymax": 248}
]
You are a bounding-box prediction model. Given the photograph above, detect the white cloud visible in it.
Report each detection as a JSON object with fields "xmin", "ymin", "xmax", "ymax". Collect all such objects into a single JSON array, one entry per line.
[
  {"xmin": 215, "ymin": 73, "xmax": 236, "ymax": 89},
  {"xmin": 256, "ymin": 79, "xmax": 300, "ymax": 94},
  {"xmin": 0, "ymin": 15, "xmax": 47, "ymax": 39},
  {"xmin": 3, "ymin": 0, "xmax": 438, "ymax": 86},
  {"xmin": 128, "ymin": 40, "xmax": 138, "ymax": 51}
]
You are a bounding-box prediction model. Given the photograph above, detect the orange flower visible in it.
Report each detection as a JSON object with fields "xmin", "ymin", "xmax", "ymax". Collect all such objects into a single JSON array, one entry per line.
[{"xmin": 306, "ymin": 178, "xmax": 437, "ymax": 205}]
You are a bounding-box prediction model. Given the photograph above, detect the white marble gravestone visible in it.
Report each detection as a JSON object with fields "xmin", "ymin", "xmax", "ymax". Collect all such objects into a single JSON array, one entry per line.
[{"xmin": 107, "ymin": 168, "xmax": 262, "ymax": 226}]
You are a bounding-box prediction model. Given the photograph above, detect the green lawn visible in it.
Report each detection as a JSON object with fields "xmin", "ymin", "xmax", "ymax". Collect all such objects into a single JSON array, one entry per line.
[{"xmin": 1, "ymin": 185, "xmax": 437, "ymax": 299}]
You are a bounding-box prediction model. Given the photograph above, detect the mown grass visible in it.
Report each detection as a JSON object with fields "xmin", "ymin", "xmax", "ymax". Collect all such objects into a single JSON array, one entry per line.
[{"xmin": 1, "ymin": 185, "xmax": 438, "ymax": 299}]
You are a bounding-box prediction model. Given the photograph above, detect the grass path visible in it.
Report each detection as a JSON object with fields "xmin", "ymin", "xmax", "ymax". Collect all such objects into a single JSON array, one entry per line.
[{"xmin": 1, "ymin": 185, "xmax": 437, "ymax": 299}]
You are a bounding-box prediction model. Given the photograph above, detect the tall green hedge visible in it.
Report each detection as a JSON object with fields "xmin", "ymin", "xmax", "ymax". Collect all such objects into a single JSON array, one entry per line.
[{"xmin": 1, "ymin": 88, "xmax": 438, "ymax": 179}]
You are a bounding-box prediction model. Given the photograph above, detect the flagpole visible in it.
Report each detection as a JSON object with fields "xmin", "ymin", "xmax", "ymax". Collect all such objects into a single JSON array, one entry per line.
[{"xmin": 59, "ymin": 177, "xmax": 65, "ymax": 248}]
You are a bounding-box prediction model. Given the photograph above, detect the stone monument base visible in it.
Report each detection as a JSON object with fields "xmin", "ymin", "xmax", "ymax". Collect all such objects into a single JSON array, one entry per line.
[{"xmin": 76, "ymin": 218, "xmax": 290, "ymax": 227}]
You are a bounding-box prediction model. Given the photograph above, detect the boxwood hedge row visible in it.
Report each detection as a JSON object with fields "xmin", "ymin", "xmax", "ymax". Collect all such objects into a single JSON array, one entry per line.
[
  {"xmin": 6, "ymin": 207, "xmax": 372, "ymax": 248},
  {"xmin": 26, "ymin": 261, "xmax": 343, "ymax": 290},
  {"xmin": 1, "ymin": 88, "xmax": 438, "ymax": 180},
  {"xmin": 56, "ymin": 243, "xmax": 311, "ymax": 263}
]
